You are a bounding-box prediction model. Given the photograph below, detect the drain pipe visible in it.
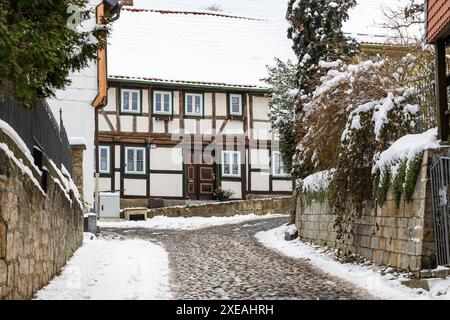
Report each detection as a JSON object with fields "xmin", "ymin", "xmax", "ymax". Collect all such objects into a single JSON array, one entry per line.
[{"xmin": 94, "ymin": 108, "xmax": 100, "ymax": 216}]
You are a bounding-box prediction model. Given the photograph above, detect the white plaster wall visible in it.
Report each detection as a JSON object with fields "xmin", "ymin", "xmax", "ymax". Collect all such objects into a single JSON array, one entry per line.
[
  {"xmin": 250, "ymin": 149, "xmax": 270, "ymax": 169},
  {"xmin": 200, "ymin": 119, "xmax": 212, "ymax": 135},
  {"xmin": 120, "ymin": 115, "xmax": 133, "ymax": 132},
  {"xmin": 216, "ymin": 119, "xmax": 224, "ymax": 133},
  {"xmin": 221, "ymin": 181, "xmax": 242, "ymax": 199},
  {"xmin": 152, "ymin": 119, "xmax": 165, "ymax": 133},
  {"xmin": 223, "ymin": 121, "xmax": 244, "ymax": 135},
  {"xmin": 204, "ymin": 93, "xmax": 213, "ymax": 116},
  {"xmin": 136, "ymin": 117, "xmax": 148, "ymax": 133},
  {"xmin": 98, "ymin": 115, "xmax": 111, "ymax": 132},
  {"xmin": 124, "ymin": 179, "xmax": 147, "ymax": 196},
  {"xmin": 46, "ymin": 1, "xmax": 102, "ymax": 209},
  {"xmin": 169, "ymin": 120, "xmax": 180, "ymax": 134},
  {"xmin": 142, "ymin": 89, "xmax": 149, "ymax": 113},
  {"xmin": 115, "ymin": 145, "xmax": 120, "ymax": 169},
  {"xmin": 184, "ymin": 119, "xmax": 196, "ymax": 134},
  {"xmin": 105, "ymin": 87, "xmax": 116, "ymax": 112},
  {"xmin": 114, "ymin": 172, "xmax": 120, "ymax": 191},
  {"xmin": 99, "ymin": 177, "xmax": 112, "ymax": 192},
  {"xmin": 252, "ymin": 96, "xmax": 269, "ymax": 120},
  {"xmin": 173, "ymin": 91, "xmax": 180, "ymax": 115},
  {"xmin": 216, "ymin": 93, "xmax": 227, "ymax": 116},
  {"xmin": 150, "ymin": 147, "xmax": 183, "ymax": 171},
  {"xmin": 272, "ymin": 179, "xmax": 292, "ymax": 192},
  {"xmin": 253, "ymin": 121, "xmax": 271, "ymax": 140},
  {"xmin": 251, "ymin": 172, "xmax": 270, "ymax": 191},
  {"xmin": 150, "ymin": 174, "xmax": 183, "ymax": 197}
]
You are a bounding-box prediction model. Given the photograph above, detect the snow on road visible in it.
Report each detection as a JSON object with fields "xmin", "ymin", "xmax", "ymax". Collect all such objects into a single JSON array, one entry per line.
[
  {"xmin": 35, "ymin": 234, "xmax": 171, "ymax": 300},
  {"xmin": 98, "ymin": 213, "xmax": 288, "ymax": 230},
  {"xmin": 256, "ymin": 224, "xmax": 450, "ymax": 300}
]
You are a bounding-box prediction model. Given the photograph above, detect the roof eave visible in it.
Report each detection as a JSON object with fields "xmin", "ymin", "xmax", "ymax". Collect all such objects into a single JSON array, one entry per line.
[{"xmin": 107, "ymin": 77, "xmax": 271, "ymax": 93}]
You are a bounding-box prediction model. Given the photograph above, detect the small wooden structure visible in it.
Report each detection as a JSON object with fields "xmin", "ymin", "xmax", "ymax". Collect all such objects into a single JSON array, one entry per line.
[{"xmin": 426, "ymin": 0, "xmax": 450, "ymax": 141}]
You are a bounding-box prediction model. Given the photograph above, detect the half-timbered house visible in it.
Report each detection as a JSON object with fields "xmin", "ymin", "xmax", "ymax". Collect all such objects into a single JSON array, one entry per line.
[{"xmin": 96, "ymin": 8, "xmax": 294, "ymax": 207}]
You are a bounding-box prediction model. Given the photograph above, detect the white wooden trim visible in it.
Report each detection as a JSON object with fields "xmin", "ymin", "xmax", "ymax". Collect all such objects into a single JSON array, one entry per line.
[
  {"xmin": 153, "ymin": 90, "xmax": 172, "ymax": 115},
  {"xmin": 121, "ymin": 89, "xmax": 141, "ymax": 114},
  {"xmin": 185, "ymin": 93, "xmax": 203, "ymax": 116},
  {"xmin": 124, "ymin": 146, "xmax": 147, "ymax": 175},
  {"xmin": 229, "ymin": 93, "xmax": 243, "ymax": 116},
  {"xmin": 222, "ymin": 150, "xmax": 241, "ymax": 177},
  {"xmin": 99, "ymin": 146, "xmax": 111, "ymax": 174}
]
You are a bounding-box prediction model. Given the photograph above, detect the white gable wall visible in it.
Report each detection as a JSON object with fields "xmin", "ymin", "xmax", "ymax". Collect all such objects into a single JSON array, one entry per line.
[{"xmin": 46, "ymin": 0, "xmax": 102, "ymax": 209}]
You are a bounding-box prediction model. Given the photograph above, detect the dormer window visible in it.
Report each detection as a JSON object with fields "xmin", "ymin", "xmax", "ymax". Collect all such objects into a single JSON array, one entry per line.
[
  {"xmin": 229, "ymin": 93, "xmax": 243, "ymax": 116},
  {"xmin": 121, "ymin": 89, "xmax": 141, "ymax": 114},
  {"xmin": 153, "ymin": 90, "xmax": 172, "ymax": 115}
]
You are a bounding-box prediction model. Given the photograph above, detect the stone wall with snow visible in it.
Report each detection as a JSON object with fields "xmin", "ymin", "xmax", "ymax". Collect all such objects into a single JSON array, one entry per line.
[
  {"xmin": 296, "ymin": 149, "xmax": 444, "ymax": 272},
  {"xmin": 0, "ymin": 134, "xmax": 83, "ymax": 299}
]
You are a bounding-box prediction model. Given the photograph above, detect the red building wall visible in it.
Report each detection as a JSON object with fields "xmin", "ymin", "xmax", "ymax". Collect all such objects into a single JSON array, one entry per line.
[{"xmin": 427, "ymin": 0, "xmax": 450, "ymax": 43}]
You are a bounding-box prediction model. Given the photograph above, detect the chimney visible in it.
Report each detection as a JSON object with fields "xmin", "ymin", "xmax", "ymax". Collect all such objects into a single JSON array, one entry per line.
[{"xmin": 121, "ymin": 0, "xmax": 133, "ymax": 6}]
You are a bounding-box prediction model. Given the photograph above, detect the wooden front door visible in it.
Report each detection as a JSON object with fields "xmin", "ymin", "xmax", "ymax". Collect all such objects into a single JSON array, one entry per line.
[{"xmin": 186, "ymin": 152, "xmax": 216, "ymax": 200}]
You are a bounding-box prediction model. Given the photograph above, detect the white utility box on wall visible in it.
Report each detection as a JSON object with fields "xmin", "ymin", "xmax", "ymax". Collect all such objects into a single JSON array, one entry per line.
[{"xmin": 98, "ymin": 192, "xmax": 121, "ymax": 219}]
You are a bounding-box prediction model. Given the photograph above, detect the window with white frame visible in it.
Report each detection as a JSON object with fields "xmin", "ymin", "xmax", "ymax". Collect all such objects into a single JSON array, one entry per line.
[
  {"xmin": 229, "ymin": 94, "xmax": 243, "ymax": 116},
  {"xmin": 153, "ymin": 91, "xmax": 172, "ymax": 115},
  {"xmin": 121, "ymin": 89, "xmax": 140, "ymax": 113},
  {"xmin": 98, "ymin": 146, "xmax": 110, "ymax": 174},
  {"xmin": 125, "ymin": 147, "xmax": 146, "ymax": 174},
  {"xmin": 185, "ymin": 93, "xmax": 203, "ymax": 116},
  {"xmin": 222, "ymin": 151, "xmax": 241, "ymax": 177},
  {"xmin": 272, "ymin": 151, "xmax": 288, "ymax": 176}
]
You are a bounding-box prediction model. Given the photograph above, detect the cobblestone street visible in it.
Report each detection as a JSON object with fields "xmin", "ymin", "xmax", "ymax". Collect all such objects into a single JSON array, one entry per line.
[{"xmin": 102, "ymin": 217, "xmax": 374, "ymax": 300}]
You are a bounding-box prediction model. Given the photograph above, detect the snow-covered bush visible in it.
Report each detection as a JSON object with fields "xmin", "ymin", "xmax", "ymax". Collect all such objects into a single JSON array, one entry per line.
[
  {"xmin": 291, "ymin": 51, "xmax": 430, "ymax": 239},
  {"xmin": 294, "ymin": 59, "xmax": 387, "ymax": 172},
  {"xmin": 373, "ymin": 128, "xmax": 440, "ymax": 207},
  {"xmin": 332, "ymin": 90, "xmax": 420, "ymax": 230}
]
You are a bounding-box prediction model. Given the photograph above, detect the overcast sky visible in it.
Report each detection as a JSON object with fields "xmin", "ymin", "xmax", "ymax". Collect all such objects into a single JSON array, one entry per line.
[{"xmin": 133, "ymin": 0, "xmax": 423, "ymax": 40}]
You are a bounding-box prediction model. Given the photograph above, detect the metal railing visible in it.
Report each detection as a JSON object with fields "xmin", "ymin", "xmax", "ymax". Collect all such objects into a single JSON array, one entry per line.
[
  {"xmin": 0, "ymin": 96, "xmax": 73, "ymax": 175},
  {"xmin": 430, "ymin": 155, "xmax": 450, "ymax": 266}
]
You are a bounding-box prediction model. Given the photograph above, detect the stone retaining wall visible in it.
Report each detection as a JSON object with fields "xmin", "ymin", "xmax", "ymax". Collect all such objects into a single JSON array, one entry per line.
[
  {"xmin": 296, "ymin": 149, "xmax": 441, "ymax": 272},
  {"xmin": 148, "ymin": 197, "xmax": 294, "ymax": 218},
  {"xmin": 0, "ymin": 145, "xmax": 83, "ymax": 299}
]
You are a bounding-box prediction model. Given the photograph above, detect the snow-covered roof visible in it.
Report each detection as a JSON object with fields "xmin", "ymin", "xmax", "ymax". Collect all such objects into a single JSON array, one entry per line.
[{"xmin": 107, "ymin": 8, "xmax": 294, "ymax": 90}]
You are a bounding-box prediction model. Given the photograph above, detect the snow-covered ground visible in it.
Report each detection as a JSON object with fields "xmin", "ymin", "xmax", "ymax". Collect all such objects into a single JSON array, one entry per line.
[
  {"xmin": 98, "ymin": 213, "xmax": 288, "ymax": 230},
  {"xmin": 34, "ymin": 233, "xmax": 171, "ymax": 300},
  {"xmin": 256, "ymin": 224, "xmax": 450, "ymax": 300}
]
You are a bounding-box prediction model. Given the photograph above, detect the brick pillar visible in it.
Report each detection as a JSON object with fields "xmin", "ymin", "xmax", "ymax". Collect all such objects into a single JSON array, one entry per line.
[{"xmin": 70, "ymin": 143, "xmax": 86, "ymax": 203}]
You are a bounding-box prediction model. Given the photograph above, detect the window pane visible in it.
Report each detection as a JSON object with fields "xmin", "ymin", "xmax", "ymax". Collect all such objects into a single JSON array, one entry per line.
[
  {"xmin": 136, "ymin": 149, "xmax": 144, "ymax": 172},
  {"xmin": 232, "ymin": 153, "xmax": 239, "ymax": 175},
  {"xmin": 123, "ymin": 92, "xmax": 130, "ymax": 110},
  {"xmin": 195, "ymin": 96, "xmax": 201, "ymax": 114},
  {"xmin": 187, "ymin": 95, "xmax": 193, "ymax": 113},
  {"xmin": 127, "ymin": 149, "xmax": 134, "ymax": 172},
  {"xmin": 100, "ymin": 148, "xmax": 108, "ymax": 171},
  {"xmin": 231, "ymin": 96, "xmax": 240, "ymax": 114},
  {"xmin": 223, "ymin": 153, "xmax": 230, "ymax": 174},
  {"xmin": 164, "ymin": 94, "xmax": 170, "ymax": 112},
  {"xmin": 132, "ymin": 92, "xmax": 138, "ymax": 111},
  {"xmin": 155, "ymin": 93, "xmax": 161, "ymax": 111}
]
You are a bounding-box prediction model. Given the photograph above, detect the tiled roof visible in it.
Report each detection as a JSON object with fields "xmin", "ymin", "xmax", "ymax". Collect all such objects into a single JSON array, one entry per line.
[{"xmin": 107, "ymin": 8, "xmax": 294, "ymax": 89}]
